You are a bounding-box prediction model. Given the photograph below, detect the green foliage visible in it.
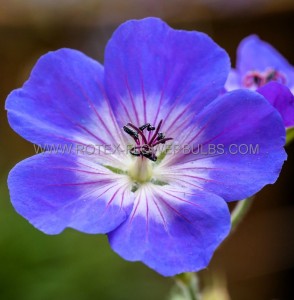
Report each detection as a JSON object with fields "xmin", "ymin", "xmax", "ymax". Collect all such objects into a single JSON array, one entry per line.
[
  {"xmin": 0, "ymin": 176, "xmax": 170, "ymax": 300},
  {"xmin": 286, "ymin": 127, "xmax": 294, "ymax": 145}
]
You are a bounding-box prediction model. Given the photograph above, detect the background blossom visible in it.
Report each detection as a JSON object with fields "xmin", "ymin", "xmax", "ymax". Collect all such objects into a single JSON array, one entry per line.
[{"xmin": 226, "ymin": 35, "xmax": 294, "ymax": 128}]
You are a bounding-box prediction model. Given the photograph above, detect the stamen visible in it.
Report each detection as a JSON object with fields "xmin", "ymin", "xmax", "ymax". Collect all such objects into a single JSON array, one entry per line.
[
  {"xmin": 123, "ymin": 119, "xmax": 173, "ymax": 162},
  {"xmin": 149, "ymin": 120, "xmax": 163, "ymax": 145},
  {"xmin": 141, "ymin": 145, "xmax": 157, "ymax": 161},
  {"xmin": 152, "ymin": 138, "xmax": 173, "ymax": 147},
  {"xmin": 127, "ymin": 123, "xmax": 148, "ymax": 145},
  {"xmin": 123, "ymin": 126, "xmax": 139, "ymax": 144},
  {"xmin": 139, "ymin": 123, "xmax": 149, "ymax": 131},
  {"xmin": 266, "ymin": 70, "xmax": 286, "ymax": 84},
  {"xmin": 243, "ymin": 68, "xmax": 287, "ymax": 88},
  {"xmin": 139, "ymin": 123, "xmax": 155, "ymax": 131},
  {"xmin": 157, "ymin": 132, "xmax": 165, "ymax": 141},
  {"xmin": 130, "ymin": 147, "xmax": 141, "ymax": 156},
  {"xmin": 147, "ymin": 125, "xmax": 156, "ymax": 131}
]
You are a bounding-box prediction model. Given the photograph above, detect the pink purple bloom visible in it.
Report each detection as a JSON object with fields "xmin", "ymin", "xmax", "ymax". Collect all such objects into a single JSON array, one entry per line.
[
  {"xmin": 226, "ymin": 35, "xmax": 294, "ymax": 127},
  {"xmin": 257, "ymin": 82, "xmax": 294, "ymax": 128},
  {"xmin": 6, "ymin": 18, "xmax": 286, "ymax": 276}
]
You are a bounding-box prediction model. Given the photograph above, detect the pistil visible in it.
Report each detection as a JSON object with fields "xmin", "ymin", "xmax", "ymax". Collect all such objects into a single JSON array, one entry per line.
[{"xmin": 128, "ymin": 157, "xmax": 153, "ymax": 183}]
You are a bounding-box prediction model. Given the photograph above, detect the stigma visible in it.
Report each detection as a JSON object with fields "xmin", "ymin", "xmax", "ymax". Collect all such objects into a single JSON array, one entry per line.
[{"xmin": 123, "ymin": 120, "xmax": 173, "ymax": 162}]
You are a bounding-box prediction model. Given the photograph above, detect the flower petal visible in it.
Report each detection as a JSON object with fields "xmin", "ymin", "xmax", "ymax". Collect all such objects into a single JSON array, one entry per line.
[
  {"xmin": 108, "ymin": 185, "xmax": 230, "ymax": 276},
  {"xmin": 160, "ymin": 89, "xmax": 286, "ymax": 201},
  {"xmin": 6, "ymin": 49, "xmax": 124, "ymax": 150},
  {"xmin": 236, "ymin": 35, "xmax": 294, "ymax": 87},
  {"xmin": 257, "ymin": 82, "xmax": 294, "ymax": 128},
  {"xmin": 8, "ymin": 153, "xmax": 134, "ymax": 234},
  {"xmin": 104, "ymin": 17, "xmax": 230, "ymax": 135},
  {"xmin": 225, "ymin": 69, "xmax": 242, "ymax": 91}
]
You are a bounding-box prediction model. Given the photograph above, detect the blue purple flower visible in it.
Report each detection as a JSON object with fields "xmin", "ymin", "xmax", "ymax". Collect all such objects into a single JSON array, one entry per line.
[
  {"xmin": 225, "ymin": 35, "xmax": 294, "ymax": 127},
  {"xmin": 6, "ymin": 18, "xmax": 286, "ymax": 276}
]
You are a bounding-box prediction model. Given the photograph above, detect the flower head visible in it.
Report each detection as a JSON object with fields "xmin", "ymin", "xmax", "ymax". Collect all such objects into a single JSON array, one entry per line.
[
  {"xmin": 225, "ymin": 35, "xmax": 294, "ymax": 127},
  {"xmin": 6, "ymin": 18, "xmax": 286, "ymax": 276}
]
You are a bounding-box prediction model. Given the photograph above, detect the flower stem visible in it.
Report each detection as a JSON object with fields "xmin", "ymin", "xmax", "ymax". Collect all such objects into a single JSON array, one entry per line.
[
  {"xmin": 286, "ymin": 127, "xmax": 294, "ymax": 146},
  {"xmin": 170, "ymin": 272, "xmax": 201, "ymax": 300},
  {"xmin": 169, "ymin": 198, "xmax": 254, "ymax": 300},
  {"xmin": 230, "ymin": 197, "xmax": 253, "ymax": 232}
]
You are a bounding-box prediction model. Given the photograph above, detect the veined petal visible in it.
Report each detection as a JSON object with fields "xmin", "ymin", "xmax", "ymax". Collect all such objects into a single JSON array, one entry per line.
[
  {"xmin": 237, "ymin": 35, "xmax": 294, "ymax": 87},
  {"xmin": 8, "ymin": 153, "xmax": 134, "ymax": 234},
  {"xmin": 6, "ymin": 18, "xmax": 288, "ymax": 277},
  {"xmin": 104, "ymin": 17, "xmax": 230, "ymax": 136},
  {"xmin": 6, "ymin": 49, "xmax": 125, "ymax": 152},
  {"xmin": 160, "ymin": 89, "xmax": 286, "ymax": 201},
  {"xmin": 257, "ymin": 82, "xmax": 294, "ymax": 128},
  {"xmin": 108, "ymin": 184, "xmax": 230, "ymax": 276}
]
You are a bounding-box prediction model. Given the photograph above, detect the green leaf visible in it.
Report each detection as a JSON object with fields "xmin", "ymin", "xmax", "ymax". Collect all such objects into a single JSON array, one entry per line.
[{"xmin": 103, "ymin": 165, "xmax": 126, "ymax": 175}]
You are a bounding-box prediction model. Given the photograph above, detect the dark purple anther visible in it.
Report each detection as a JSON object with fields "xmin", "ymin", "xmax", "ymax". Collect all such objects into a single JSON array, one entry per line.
[
  {"xmin": 130, "ymin": 147, "xmax": 141, "ymax": 156},
  {"xmin": 123, "ymin": 126, "xmax": 139, "ymax": 144},
  {"xmin": 157, "ymin": 132, "xmax": 165, "ymax": 141},
  {"xmin": 123, "ymin": 120, "xmax": 172, "ymax": 161},
  {"xmin": 139, "ymin": 123, "xmax": 155, "ymax": 131}
]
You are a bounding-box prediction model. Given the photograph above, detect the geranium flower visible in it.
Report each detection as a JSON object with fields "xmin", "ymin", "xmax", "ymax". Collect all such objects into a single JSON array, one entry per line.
[
  {"xmin": 258, "ymin": 82, "xmax": 294, "ymax": 128},
  {"xmin": 226, "ymin": 35, "xmax": 294, "ymax": 128},
  {"xmin": 6, "ymin": 18, "xmax": 286, "ymax": 276}
]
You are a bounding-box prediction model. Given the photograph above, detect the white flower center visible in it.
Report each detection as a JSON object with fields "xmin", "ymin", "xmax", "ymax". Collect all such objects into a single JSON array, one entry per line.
[{"xmin": 128, "ymin": 157, "xmax": 153, "ymax": 183}]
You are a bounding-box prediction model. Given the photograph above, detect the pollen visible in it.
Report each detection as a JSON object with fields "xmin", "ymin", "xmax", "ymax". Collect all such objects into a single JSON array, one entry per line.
[{"xmin": 123, "ymin": 120, "xmax": 172, "ymax": 183}]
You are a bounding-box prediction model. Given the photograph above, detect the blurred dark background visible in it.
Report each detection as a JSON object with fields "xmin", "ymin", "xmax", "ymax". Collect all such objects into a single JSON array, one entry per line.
[{"xmin": 0, "ymin": 0, "xmax": 294, "ymax": 299}]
